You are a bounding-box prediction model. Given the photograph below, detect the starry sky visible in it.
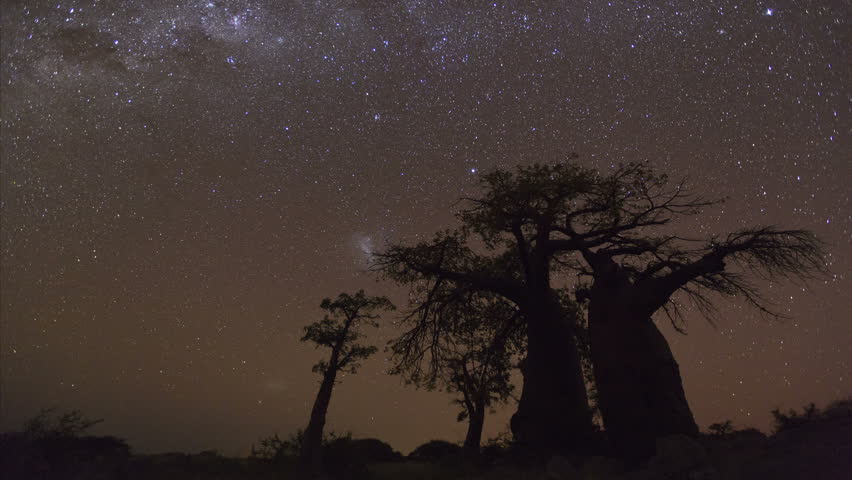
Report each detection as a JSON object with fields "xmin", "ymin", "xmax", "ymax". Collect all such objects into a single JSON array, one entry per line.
[{"xmin": 1, "ymin": 0, "xmax": 849, "ymax": 456}]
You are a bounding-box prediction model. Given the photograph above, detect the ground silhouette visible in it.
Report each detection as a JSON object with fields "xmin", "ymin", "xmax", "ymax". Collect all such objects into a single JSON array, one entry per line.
[{"xmin": 3, "ymin": 399, "xmax": 850, "ymax": 479}]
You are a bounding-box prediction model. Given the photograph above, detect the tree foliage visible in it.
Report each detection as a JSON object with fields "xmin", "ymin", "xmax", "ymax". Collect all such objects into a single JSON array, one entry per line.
[
  {"xmin": 301, "ymin": 290, "xmax": 395, "ymax": 376},
  {"xmin": 390, "ymin": 285, "xmax": 520, "ymax": 384},
  {"xmin": 462, "ymin": 160, "xmax": 827, "ymax": 329},
  {"xmin": 23, "ymin": 408, "xmax": 103, "ymax": 439},
  {"xmin": 391, "ymin": 284, "xmax": 524, "ymax": 417},
  {"xmin": 707, "ymin": 420, "xmax": 736, "ymax": 437}
]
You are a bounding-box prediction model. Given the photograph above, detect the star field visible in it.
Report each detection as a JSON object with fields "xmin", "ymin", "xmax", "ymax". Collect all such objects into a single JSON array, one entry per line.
[{"xmin": 1, "ymin": 1, "xmax": 849, "ymax": 455}]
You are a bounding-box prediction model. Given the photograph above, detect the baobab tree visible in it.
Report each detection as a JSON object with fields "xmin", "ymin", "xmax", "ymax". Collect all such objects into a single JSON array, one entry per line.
[
  {"xmin": 376, "ymin": 156, "xmax": 600, "ymax": 453},
  {"xmin": 389, "ymin": 286, "xmax": 524, "ymax": 457},
  {"xmin": 299, "ymin": 290, "xmax": 395, "ymax": 471},
  {"xmin": 461, "ymin": 160, "xmax": 827, "ymax": 460},
  {"xmin": 378, "ymin": 158, "xmax": 826, "ymax": 459}
]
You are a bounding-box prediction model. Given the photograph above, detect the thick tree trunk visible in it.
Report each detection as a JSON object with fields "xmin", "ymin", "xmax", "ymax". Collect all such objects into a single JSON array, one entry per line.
[
  {"xmin": 588, "ymin": 285, "xmax": 698, "ymax": 462},
  {"xmin": 300, "ymin": 367, "xmax": 337, "ymax": 470},
  {"xmin": 511, "ymin": 293, "xmax": 595, "ymax": 454},
  {"xmin": 462, "ymin": 404, "xmax": 485, "ymax": 458}
]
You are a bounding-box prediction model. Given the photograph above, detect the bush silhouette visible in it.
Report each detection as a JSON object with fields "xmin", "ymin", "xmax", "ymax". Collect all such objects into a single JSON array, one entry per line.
[
  {"xmin": 772, "ymin": 397, "xmax": 852, "ymax": 433},
  {"xmin": 1, "ymin": 408, "xmax": 129, "ymax": 480},
  {"xmin": 708, "ymin": 420, "xmax": 736, "ymax": 437},
  {"xmin": 336, "ymin": 438, "xmax": 401, "ymax": 463},
  {"xmin": 250, "ymin": 432, "xmax": 290, "ymax": 462},
  {"xmin": 251, "ymin": 429, "xmax": 350, "ymax": 463},
  {"xmin": 23, "ymin": 408, "xmax": 103, "ymax": 439},
  {"xmin": 408, "ymin": 440, "xmax": 463, "ymax": 461},
  {"xmin": 323, "ymin": 437, "xmax": 396, "ymax": 480}
]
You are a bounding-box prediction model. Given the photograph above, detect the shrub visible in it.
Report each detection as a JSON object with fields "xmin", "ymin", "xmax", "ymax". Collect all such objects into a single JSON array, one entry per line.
[
  {"xmin": 771, "ymin": 397, "xmax": 852, "ymax": 433},
  {"xmin": 3, "ymin": 408, "xmax": 129, "ymax": 480},
  {"xmin": 480, "ymin": 430, "xmax": 514, "ymax": 460},
  {"xmin": 335, "ymin": 438, "xmax": 401, "ymax": 463},
  {"xmin": 250, "ymin": 429, "xmax": 350, "ymax": 462},
  {"xmin": 771, "ymin": 403, "xmax": 820, "ymax": 433},
  {"xmin": 24, "ymin": 408, "xmax": 103, "ymax": 439},
  {"xmin": 707, "ymin": 420, "xmax": 735, "ymax": 437},
  {"xmin": 822, "ymin": 397, "xmax": 852, "ymax": 418},
  {"xmin": 408, "ymin": 440, "xmax": 462, "ymax": 461},
  {"xmin": 250, "ymin": 432, "xmax": 291, "ymax": 461}
]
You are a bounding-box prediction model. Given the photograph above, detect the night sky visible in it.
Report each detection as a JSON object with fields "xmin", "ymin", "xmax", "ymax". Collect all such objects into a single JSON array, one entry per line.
[{"xmin": 1, "ymin": 0, "xmax": 849, "ymax": 456}]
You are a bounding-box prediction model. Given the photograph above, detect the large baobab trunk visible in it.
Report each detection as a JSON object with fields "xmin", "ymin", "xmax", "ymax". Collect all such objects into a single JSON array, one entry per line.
[
  {"xmin": 511, "ymin": 294, "xmax": 595, "ymax": 453},
  {"xmin": 300, "ymin": 366, "xmax": 337, "ymax": 469},
  {"xmin": 462, "ymin": 404, "xmax": 485, "ymax": 458},
  {"xmin": 588, "ymin": 279, "xmax": 698, "ymax": 462}
]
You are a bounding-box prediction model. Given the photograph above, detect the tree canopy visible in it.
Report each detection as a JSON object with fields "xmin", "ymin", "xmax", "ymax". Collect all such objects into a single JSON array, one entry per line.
[
  {"xmin": 452, "ymin": 159, "xmax": 827, "ymax": 327},
  {"xmin": 302, "ymin": 290, "xmax": 395, "ymax": 376},
  {"xmin": 389, "ymin": 285, "xmax": 525, "ymax": 455}
]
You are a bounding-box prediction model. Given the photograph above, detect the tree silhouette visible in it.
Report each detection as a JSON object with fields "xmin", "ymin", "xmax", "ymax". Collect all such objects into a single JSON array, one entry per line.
[
  {"xmin": 464, "ymin": 160, "xmax": 827, "ymax": 460},
  {"xmin": 375, "ymin": 156, "xmax": 599, "ymax": 453},
  {"xmin": 23, "ymin": 408, "xmax": 103, "ymax": 439},
  {"xmin": 299, "ymin": 290, "xmax": 395, "ymax": 471},
  {"xmin": 377, "ymin": 158, "xmax": 826, "ymax": 459},
  {"xmin": 389, "ymin": 286, "xmax": 524, "ymax": 457}
]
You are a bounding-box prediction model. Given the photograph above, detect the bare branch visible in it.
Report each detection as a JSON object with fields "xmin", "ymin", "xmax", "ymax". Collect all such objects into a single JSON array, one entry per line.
[{"xmin": 638, "ymin": 227, "xmax": 828, "ymax": 321}]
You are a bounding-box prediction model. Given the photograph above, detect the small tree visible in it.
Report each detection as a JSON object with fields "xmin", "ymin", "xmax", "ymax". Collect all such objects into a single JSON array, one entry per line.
[
  {"xmin": 770, "ymin": 398, "xmax": 852, "ymax": 433},
  {"xmin": 390, "ymin": 286, "xmax": 524, "ymax": 457},
  {"xmin": 446, "ymin": 322, "xmax": 519, "ymax": 458},
  {"xmin": 10, "ymin": 408, "xmax": 129, "ymax": 479},
  {"xmin": 24, "ymin": 408, "xmax": 103, "ymax": 439},
  {"xmin": 771, "ymin": 403, "xmax": 820, "ymax": 433},
  {"xmin": 250, "ymin": 432, "xmax": 288, "ymax": 461},
  {"xmin": 707, "ymin": 420, "xmax": 735, "ymax": 437},
  {"xmin": 299, "ymin": 290, "xmax": 394, "ymax": 471}
]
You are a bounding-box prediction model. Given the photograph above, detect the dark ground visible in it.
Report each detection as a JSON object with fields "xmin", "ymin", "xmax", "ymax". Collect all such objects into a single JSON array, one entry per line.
[{"xmin": 2, "ymin": 399, "xmax": 850, "ymax": 480}]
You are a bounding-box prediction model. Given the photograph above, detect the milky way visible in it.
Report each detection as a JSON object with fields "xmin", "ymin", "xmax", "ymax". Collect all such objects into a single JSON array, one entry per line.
[{"xmin": 1, "ymin": 1, "xmax": 849, "ymax": 454}]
